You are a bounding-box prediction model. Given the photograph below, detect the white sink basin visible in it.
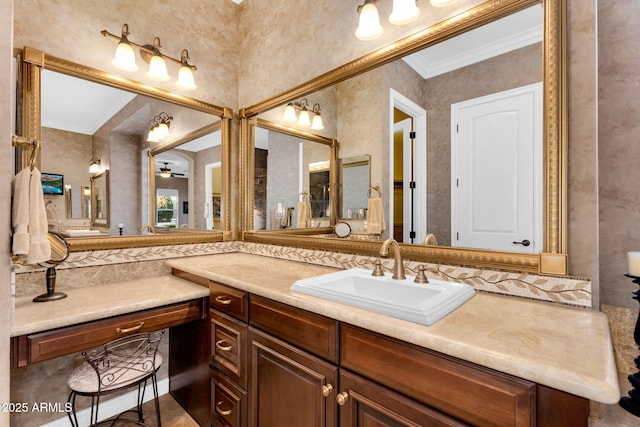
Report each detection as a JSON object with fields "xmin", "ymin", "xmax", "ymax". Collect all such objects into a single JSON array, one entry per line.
[{"xmin": 291, "ymin": 268, "xmax": 475, "ymax": 326}]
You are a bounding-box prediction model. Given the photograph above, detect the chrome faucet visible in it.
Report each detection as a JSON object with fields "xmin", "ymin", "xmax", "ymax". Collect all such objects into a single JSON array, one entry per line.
[
  {"xmin": 379, "ymin": 238, "xmax": 406, "ymax": 280},
  {"xmin": 140, "ymin": 224, "xmax": 155, "ymax": 234}
]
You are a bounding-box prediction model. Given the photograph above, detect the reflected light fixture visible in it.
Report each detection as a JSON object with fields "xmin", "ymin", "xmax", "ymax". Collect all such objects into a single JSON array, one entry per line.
[
  {"xmin": 389, "ymin": 0, "xmax": 420, "ymax": 25},
  {"xmin": 101, "ymin": 23, "xmax": 198, "ymax": 90},
  {"xmin": 283, "ymin": 99, "xmax": 324, "ymax": 130},
  {"xmin": 147, "ymin": 112, "xmax": 173, "ymax": 142},
  {"xmin": 88, "ymin": 157, "xmax": 101, "ymax": 174},
  {"xmin": 430, "ymin": 0, "xmax": 458, "ymax": 6},
  {"xmin": 356, "ymin": 0, "xmax": 383, "ymax": 41},
  {"xmin": 159, "ymin": 162, "xmax": 172, "ymax": 178}
]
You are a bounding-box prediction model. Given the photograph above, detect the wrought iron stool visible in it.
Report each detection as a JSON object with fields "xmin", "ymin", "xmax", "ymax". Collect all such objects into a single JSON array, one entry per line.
[{"xmin": 66, "ymin": 329, "xmax": 165, "ymax": 426}]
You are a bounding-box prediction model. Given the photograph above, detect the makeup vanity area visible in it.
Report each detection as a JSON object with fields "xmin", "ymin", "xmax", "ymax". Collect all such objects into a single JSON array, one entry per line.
[{"xmin": 9, "ymin": 0, "xmax": 630, "ymax": 426}]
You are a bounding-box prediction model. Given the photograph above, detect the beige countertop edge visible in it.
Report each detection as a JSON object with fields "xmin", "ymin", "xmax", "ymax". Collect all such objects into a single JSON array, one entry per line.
[
  {"xmin": 167, "ymin": 257, "xmax": 620, "ymax": 405},
  {"xmin": 11, "ymin": 276, "xmax": 209, "ymax": 337}
]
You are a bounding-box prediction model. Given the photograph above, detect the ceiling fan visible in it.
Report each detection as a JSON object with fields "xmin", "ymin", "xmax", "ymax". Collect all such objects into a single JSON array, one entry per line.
[{"xmin": 159, "ymin": 162, "xmax": 185, "ymax": 178}]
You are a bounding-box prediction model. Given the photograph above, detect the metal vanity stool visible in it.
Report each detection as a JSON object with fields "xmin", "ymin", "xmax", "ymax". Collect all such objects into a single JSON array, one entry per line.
[{"xmin": 66, "ymin": 330, "xmax": 165, "ymax": 426}]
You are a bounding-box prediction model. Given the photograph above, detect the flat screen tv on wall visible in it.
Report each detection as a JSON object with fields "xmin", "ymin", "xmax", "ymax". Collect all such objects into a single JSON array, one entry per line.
[{"xmin": 41, "ymin": 173, "xmax": 64, "ymax": 195}]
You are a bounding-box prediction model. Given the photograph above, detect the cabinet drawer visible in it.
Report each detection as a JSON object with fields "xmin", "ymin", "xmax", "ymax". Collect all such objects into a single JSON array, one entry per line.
[
  {"xmin": 340, "ymin": 325, "xmax": 534, "ymax": 427},
  {"xmin": 249, "ymin": 295, "xmax": 338, "ymax": 363},
  {"xmin": 210, "ymin": 309, "xmax": 248, "ymax": 388},
  {"xmin": 210, "ymin": 281, "xmax": 248, "ymax": 322},
  {"xmin": 339, "ymin": 369, "xmax": 470, "ymax": 427},
  {"xmin": 211, "ymin": 371, "xmax": 247, "ymax": 427},
  {"xmin": 20, "ymin": 299, "xmax": 205, "ymax": 367}
]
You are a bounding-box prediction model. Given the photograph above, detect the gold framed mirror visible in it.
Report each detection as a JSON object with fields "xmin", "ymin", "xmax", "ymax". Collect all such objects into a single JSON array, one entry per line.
[
  {"xmin": 16, "ymin": 47, "xmax": 232, "ymax": 251},
  {"xmin": 241, "ymin": 0, "xmax": 567, "ymax": 275}
]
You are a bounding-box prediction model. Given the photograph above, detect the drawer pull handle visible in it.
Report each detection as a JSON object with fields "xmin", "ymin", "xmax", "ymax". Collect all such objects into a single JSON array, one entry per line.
[
  {"xmin": 116, "ymin": 321, "xmax": 144, "ymax": 334},
  {"xmin": 322, "ymin": 384, "xmax": 333, "ymax": 397},
  {"xmin": 215, "ymin": 401, "xmax": 232, "ymax": 416},
  {"xmin": 215, "ymin": 295, "xmax": 233, "ymax": 305},
  {"xmin": 336, "ymin": 391, "xmax": 349, "ymax": 406},
  {"xmin": 215, "ymin": 340, "xmax": 233, "ymax": 352}
]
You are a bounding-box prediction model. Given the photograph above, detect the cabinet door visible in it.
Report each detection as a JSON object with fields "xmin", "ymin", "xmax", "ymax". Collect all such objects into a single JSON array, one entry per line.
[
  {"xmin": 338, "ymin": 369, "xmax": 470, "ymax": 427},
  {"xmin": 248, "ymin": 327, "xmax": 338, "ymax": 427}
]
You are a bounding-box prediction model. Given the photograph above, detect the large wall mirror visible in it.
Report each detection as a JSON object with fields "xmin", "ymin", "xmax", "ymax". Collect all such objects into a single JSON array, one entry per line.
[
  {"xmin": 247, "ymin": 118, "xmax": 338, "ymax": 231},
  {"xmin": 242, "ymin": 0, "xmax": 567, "ymax": 275},
  {"xmin": 17, "ymin": 47, "xmax": 232, "ymax": 250}
]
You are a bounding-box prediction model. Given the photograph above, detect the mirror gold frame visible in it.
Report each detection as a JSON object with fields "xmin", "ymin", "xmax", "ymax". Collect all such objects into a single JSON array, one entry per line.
[
  {"xmin": 241, "ymin": 0, "xmax": 567, "ymax": 276},
  {"xmin": 17, "ymin": 47, "xmax": 232, "ymax": 251}
]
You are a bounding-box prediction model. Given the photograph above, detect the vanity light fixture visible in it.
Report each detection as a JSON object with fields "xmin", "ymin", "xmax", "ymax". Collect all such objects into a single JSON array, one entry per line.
[
  {"xmin": 355, "ymin": 0, "xmax": 383, "ymax": 41},
  {"xmin": 146, "ymin": 112, "xmax": 173, "ymax": 143},
  {"xmin": 429, "ymin": 0, "xmax": 458, "ymax": 6},
  {"xmin": 101, "ymin": 24, "xmax": 198, "ymax": 90},
  {"xmin": 389, "ymin": 0, "xmax": 421, "ymax": 25},
  {"xmin": 283, "ymin": 99, "xmax": 324, "ymax": 130},
  {"xmin": 88, "ymin": 157, "xmax": 101, "ymax": 174},
  {"xmin": 356, "ymin": 0, "xmax": 458, "ymax": 40}
]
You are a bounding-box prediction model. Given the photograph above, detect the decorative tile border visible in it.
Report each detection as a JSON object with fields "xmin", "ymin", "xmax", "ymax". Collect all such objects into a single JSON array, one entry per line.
[
  {"xmin": 14, "ymin": 240, "xmax": 592, "ymax": 307},
  {"xmin": 239, "ymin": 242, "xmax": 592, "ymax": 308}
]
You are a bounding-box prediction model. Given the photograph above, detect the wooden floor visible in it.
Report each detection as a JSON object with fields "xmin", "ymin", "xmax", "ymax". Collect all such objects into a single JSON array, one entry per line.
[{"xmin": 138, "ymin": 393, "xmax": 200, "ymax": 427}]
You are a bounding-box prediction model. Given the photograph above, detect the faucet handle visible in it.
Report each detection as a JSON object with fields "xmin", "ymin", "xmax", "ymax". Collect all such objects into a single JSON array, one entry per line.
[
  {"xmin": 371, "ymin": 258, "xmax": 385, "ymax": 277},
  {"xmin": 414, "ymin": 265, "xmax": 429, "ymax": 284}
]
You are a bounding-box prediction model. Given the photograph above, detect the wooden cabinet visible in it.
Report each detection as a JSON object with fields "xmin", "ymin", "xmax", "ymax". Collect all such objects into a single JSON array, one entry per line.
[
  {"xmin": 209, "ymin": 280, "xmax": 250, "ymax": 427},
  {"xmin": 171, "ymin": 273, "xmax": 589, "ymax": 427},
  {"xmin": 248, "ymin": 327, "xmax": 338, "ymax": 427},
  {"xmin": 337, "ymin": 369, "xmax": 470, "ymax": 427}
]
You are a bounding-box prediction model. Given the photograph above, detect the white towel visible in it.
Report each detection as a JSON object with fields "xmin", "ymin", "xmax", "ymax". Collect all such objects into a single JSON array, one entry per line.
[
  {"xmin": 26, "ymin": 168, "xmax": 51, "ymax": 264},
  {"xmin": 366, "ymin": 197, "xmax": 385, "ymax": 234},
  {"xmin": 12, "ymin": 167, "xmax": 51, "ymax": 264},
  {"xmin": 297, "ymin": 200, "xmax": 311, "ymax": 228},
  {"xmin": 12, "ymin": 168, "xmax": 31, "ymax": 255}
]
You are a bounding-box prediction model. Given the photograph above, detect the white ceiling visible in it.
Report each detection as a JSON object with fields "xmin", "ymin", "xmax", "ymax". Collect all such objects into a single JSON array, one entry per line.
[{"xmin": 403, "ymin": 5, "xmax": 542, "ymax": 79}]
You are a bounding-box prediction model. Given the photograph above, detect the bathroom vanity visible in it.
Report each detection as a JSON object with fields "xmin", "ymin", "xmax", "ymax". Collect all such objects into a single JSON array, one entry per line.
[{"xmin": 166, "ymin": 253, "xmax": 619, "ymax": 427}]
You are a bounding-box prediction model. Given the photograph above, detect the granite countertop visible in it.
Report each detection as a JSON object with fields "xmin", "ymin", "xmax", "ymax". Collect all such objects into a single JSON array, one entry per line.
[
  {"xmin": 166, "ymin": 253, "xmax": 620, "ymax": 405},
  {"xmin": 11, "ymin": 275, "xmax": 209, "ymax": 337}
]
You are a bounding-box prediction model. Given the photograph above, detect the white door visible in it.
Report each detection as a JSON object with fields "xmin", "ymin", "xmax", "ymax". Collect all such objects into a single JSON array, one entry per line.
[{"xmin": 451, "ymin": 83, "xmax": 542, "ymax": 253}]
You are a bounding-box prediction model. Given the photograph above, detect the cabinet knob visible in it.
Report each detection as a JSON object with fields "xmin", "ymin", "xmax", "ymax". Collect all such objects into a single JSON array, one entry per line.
[
  {"xmin": 321, "ymin": 384, "xmax": 333, "ymax": 397},
  {"xmin": 215, "ymin": 295, "xmax": 233, "ymax": 305},
  {"xmin": 336, "ymin": 391, "xmax": 349, "ymax": 406}
]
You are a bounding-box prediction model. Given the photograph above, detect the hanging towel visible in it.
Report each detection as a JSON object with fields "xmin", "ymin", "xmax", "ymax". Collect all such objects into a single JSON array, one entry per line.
[
  {"xmin": 12, "ymin": 168, "xmax": 31, "ymax": 255},
  {"xmin": 366, "ymin": 196, "xmax": 386, "ymax": 234},
  {"xmin": 297, "ymin": 199, "xmax": 311, "ymax": 228},
  {"xmin": 26, "ymin": 168, "xmax": 51, "ymax": 264}
]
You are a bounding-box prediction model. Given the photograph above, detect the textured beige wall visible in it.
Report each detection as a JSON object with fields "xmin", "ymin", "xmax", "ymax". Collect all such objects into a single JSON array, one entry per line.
[
  {"xmin": 14, "ymin": 0, "xmax": 239, "ymax": 108},
  {"xmin": 597, "ymin": 0, "xmax": 640, "ymax": 308},
  {"xmin": 423, "ymin": 44, "xmax": 542, "ymax": 246},
  {"xmin": 1, "ymin": 1, "xmax": 13, "ymax": 425}
]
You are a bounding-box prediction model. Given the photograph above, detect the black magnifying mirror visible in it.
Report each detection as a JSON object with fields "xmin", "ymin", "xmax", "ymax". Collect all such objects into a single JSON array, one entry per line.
[{"xmin": 33, "ymin": 232, "xmax": 70, "ymax": 302}]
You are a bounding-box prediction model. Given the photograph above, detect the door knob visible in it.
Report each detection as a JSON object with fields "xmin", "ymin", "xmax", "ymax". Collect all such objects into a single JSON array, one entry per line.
[
  {"xmin": 512, "ymin": 239, "xmax": 531, "ymax": 247},
  {"xmin": 336, "ymin": 391, "xmax": 349, "ymax": 406}
]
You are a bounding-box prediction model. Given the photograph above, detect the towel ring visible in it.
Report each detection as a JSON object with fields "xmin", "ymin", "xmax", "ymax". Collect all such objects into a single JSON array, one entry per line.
[{"xmin": 367, "ymin": 186, "xmax": 381, "ymax": 198}]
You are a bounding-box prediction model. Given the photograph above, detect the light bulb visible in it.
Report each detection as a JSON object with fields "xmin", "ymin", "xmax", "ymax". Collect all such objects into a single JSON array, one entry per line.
[
  {"xmin": 311, "ymin": 113, "xmax": 324, "ymax": 130},
  {"xmin": 284, "ymin": 104, "xmax": 297, "ymax": 121},
  {"xmin": 177, "ymin": 65, "xmax": 197, "ymax": 90},
  {"xmin": 147, "ymin": 54, "xmax": 170, "ymax": 81},
  {"xmin": 355, "ymin": 2, "xmax": 383, "ymax": 41},
  {"xmin": 389, "ymin": 0, "xmax": 420, "ymax": 25},
  {"xmin": 112, "ymin": 41, "xmax": 138, "ymax": 72},
  {"xmin": 298, "ymin": 108, "xmax": 311, "ymax": 126},
  {"xmin": 430, "ymin": 0, "xmax": 457, "ymax": 7}
]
